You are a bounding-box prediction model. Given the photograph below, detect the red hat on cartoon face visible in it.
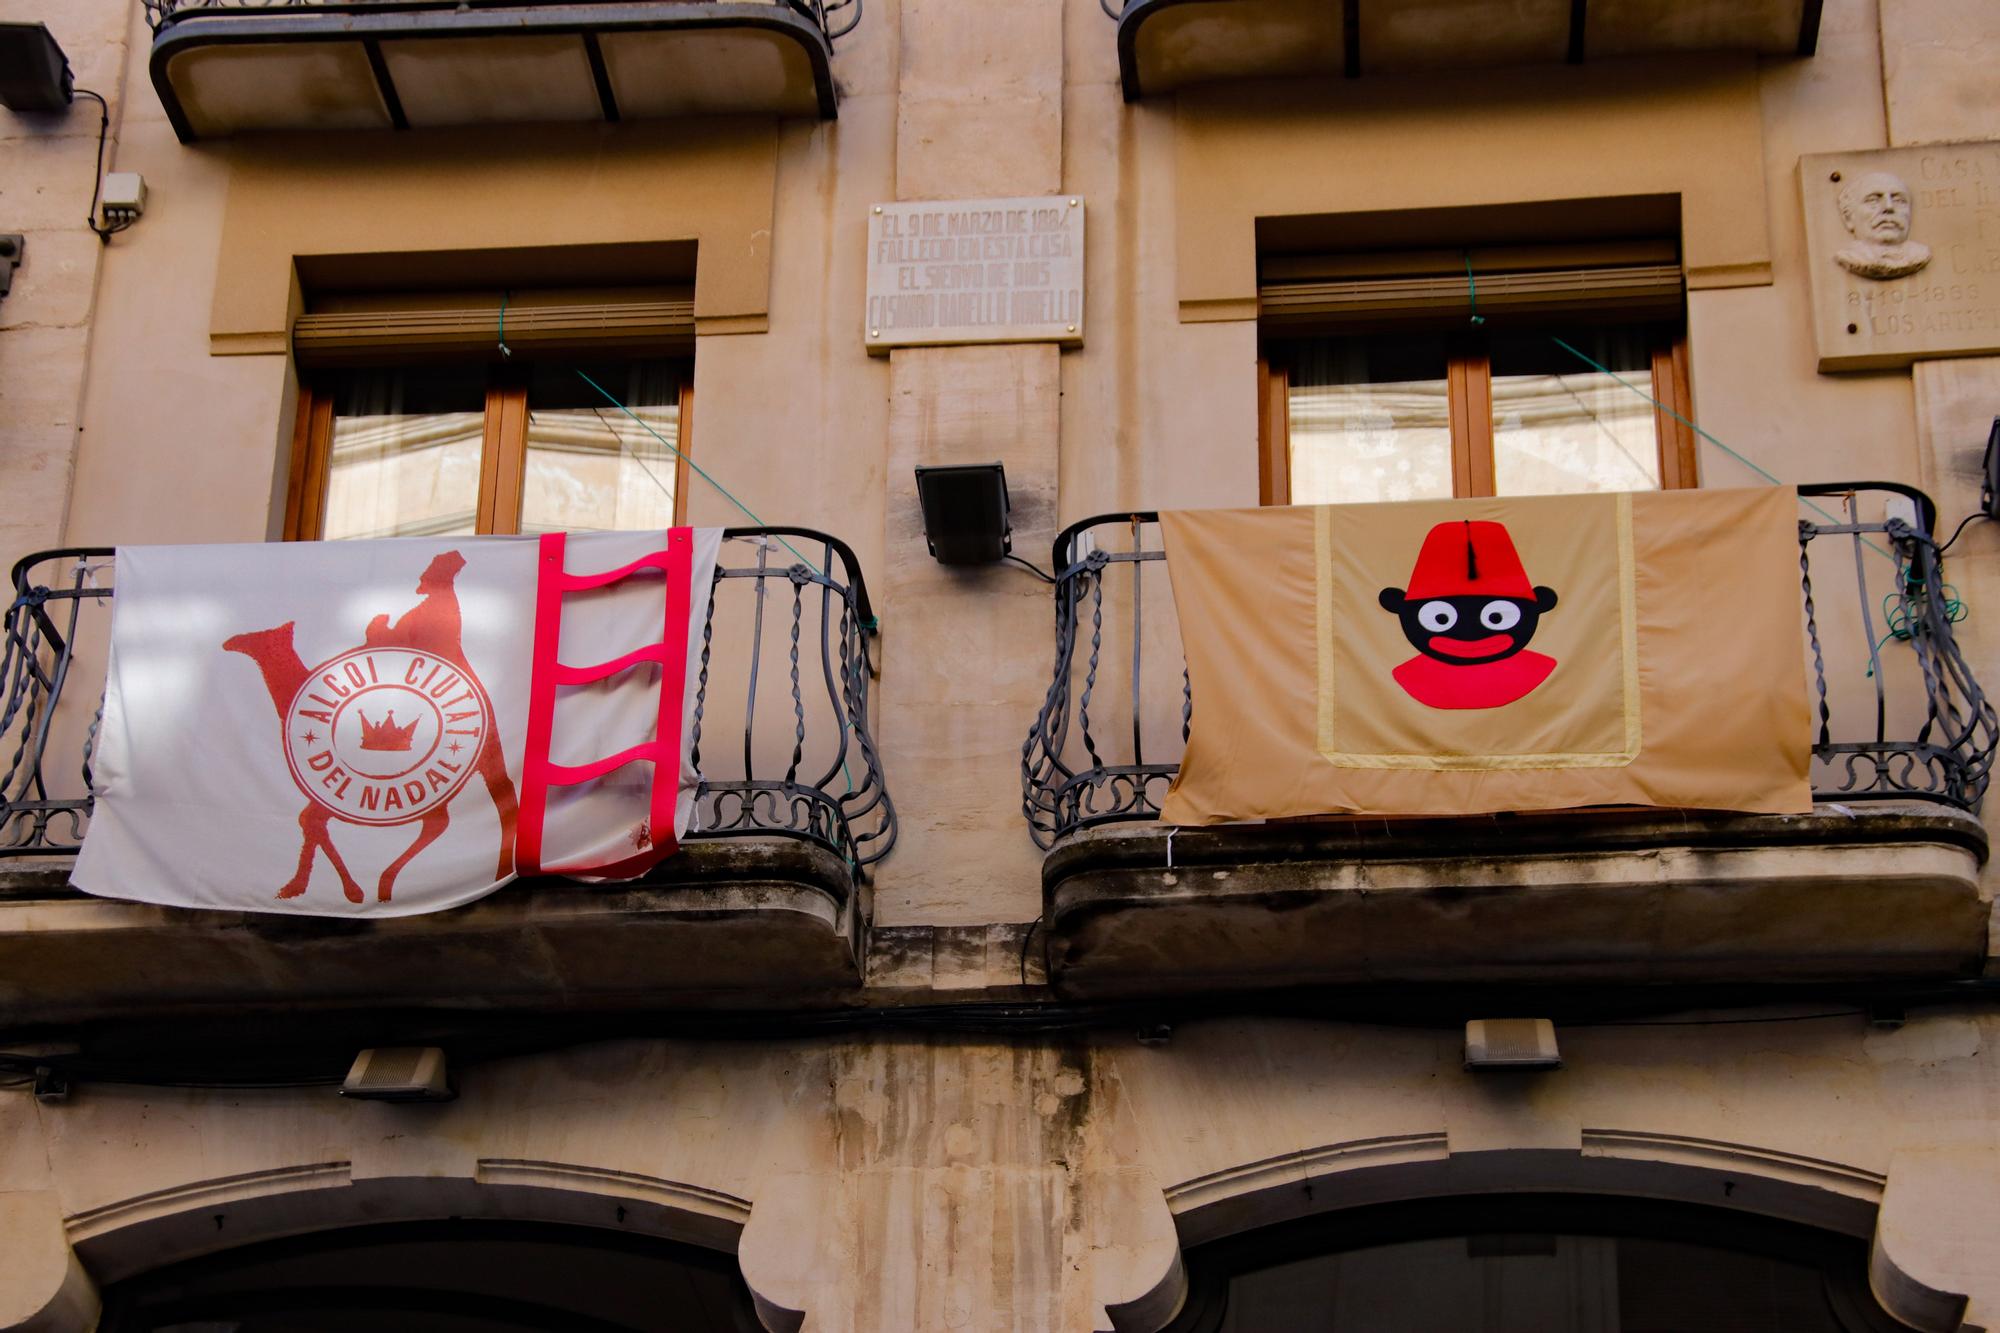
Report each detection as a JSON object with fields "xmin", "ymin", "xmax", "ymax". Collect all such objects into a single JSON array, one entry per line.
[{"xmin": 1403, "ymin": 520, "xmax": 1535, "ymax": 601}]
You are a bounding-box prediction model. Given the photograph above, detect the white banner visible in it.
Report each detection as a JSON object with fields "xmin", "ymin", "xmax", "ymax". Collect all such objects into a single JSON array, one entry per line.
[{"xmin": 73, "ymin": 528, "xmax": 722, "ymax": 917}]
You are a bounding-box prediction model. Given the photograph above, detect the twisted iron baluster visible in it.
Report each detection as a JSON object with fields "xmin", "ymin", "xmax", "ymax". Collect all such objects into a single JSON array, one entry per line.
[
  {"xmin": 744, "ymin": 539, "xmax": 769, "ymax": 784},
  {"xmin": 1079, "ymin": 563, "xmax": 1104, "ymax": 771},
  {"xmin": 82, "ymin": 694, "xmax": 103, "ymax": 797},
  {"xmin": 0, "ymin": 607, "xmax": 45, "ymax": 812},
  {"xmin": 785, "ymin": 566, "xmax": 807, "ymax": 788},
  {"xmin": 1798, "ymin": 523, "xmax": 1832, "ymax": 755},
  {"xmin": 690, "ymin": 577, "xmax": 719, "ymax": 772}
]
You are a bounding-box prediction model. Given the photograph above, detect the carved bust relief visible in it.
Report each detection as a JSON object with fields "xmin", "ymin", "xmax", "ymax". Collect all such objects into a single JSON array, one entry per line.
[{"xmin": 1833, "ymin": 170, "xmax": 1931, "ymax": 280}]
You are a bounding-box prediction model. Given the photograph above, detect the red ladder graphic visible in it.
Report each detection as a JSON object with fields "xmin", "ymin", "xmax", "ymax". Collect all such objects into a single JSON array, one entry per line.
[{"xmin": 515, "ymin": 529, "xmax": 695, "ymax": 878}]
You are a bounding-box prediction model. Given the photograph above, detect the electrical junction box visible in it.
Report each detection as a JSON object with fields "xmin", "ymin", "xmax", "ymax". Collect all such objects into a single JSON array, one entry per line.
[{"xmin": 100, "ymin": 173, "xmax": 145, "ymax": 229}]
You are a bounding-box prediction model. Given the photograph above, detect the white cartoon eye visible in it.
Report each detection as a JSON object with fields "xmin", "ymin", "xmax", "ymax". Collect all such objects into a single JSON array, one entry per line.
[
  {"xmin": 1418, "ymin": 601, "xmax": 1457, "ymax": 632},
  {"xmin": 1481, "ymin": 600, "xmax": 1522, "ymax": 631}
]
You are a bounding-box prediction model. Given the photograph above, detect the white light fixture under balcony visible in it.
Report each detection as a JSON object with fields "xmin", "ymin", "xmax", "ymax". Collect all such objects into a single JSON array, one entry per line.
[{"xmin": 1464, "ymin": 1018, "xmax": 1561, "ymax": 1072}]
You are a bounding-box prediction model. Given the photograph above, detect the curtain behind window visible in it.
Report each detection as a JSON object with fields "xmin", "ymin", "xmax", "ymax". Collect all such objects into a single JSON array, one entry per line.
[{"xmin": 323, "ymin": 367, "xmax": 486, "ymax": 540}]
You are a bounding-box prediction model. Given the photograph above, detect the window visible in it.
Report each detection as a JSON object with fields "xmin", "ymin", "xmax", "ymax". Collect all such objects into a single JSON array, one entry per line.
[
  {"xmin": 282, "ymin": 288, "xmax": 695, "ymax": 540},
  {"xmin": 1257, "ymin": 241, "xmax": 1697, "ymax": 506},
  {"xmin": 288, "ymin": 360, "xmax": 690, "ymax": 541}
]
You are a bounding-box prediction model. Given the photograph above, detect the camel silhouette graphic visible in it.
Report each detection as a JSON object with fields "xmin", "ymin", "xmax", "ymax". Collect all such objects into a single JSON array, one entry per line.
[{"xmin": 224, "ymin": 550, "xmax": 518, "ymax": 904}]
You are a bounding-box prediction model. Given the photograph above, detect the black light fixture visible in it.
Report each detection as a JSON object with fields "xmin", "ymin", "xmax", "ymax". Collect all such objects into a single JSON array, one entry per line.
[
  {"xmin": 1982, "ymin": 416, "xmax": 1999, "ymax": 523},
  {"xmin": 914, "ymin": 463, "xmax": 1013, "ymax": 565},
  {"xmin": 0, "ymin": 23, "xmax": 74, "ymax": 113}
]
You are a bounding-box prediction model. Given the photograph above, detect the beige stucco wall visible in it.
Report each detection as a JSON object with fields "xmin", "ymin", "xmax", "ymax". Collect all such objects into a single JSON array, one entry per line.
[
  {"xmin": 0, "ymin": 0, "xmax": 131, "ymax": 558},
  {"xmin": 6, "ymin": 0, "xmax": 2000, "ymax": 1327},
  {"xmin": 49, "ymin": 0, "xmax": 1959, "ymax": 908},
  {"xmin": 7, "ymin": 1013, "xmax": 2000, "ymax": 1328}
]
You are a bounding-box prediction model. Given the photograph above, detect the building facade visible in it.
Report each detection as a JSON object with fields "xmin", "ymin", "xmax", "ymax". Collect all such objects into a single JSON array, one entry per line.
[{"xmin": 3, "ymin": 0, "xmax": 2000, "ymax": 1327}]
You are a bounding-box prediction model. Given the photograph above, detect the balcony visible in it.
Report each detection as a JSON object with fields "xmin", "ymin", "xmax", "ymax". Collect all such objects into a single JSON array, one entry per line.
[
  {"xmin": 1109, "ymin": 0, "xmax": 1822, "ymax": 101},
  {"xmin": 144, "ymin": 0, "xmax": 853, "ymax": 142},
  {"xmin": 1023, "ymin": 486, "xmax": 1997, "ymax": 999},
  {"xmin": 0, "ymin": 530, "xmax": 892, "ymax": 1026}
]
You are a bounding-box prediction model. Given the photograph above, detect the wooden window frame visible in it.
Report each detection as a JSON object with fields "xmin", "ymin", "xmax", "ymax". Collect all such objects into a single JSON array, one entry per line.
[
  {"xmin": 284, "ymin": 366, "xmax": 694, "ymax": 541},
  {"xmin": 1258, "ymin": 329, "xmax": 1696, "ymax": 505}
]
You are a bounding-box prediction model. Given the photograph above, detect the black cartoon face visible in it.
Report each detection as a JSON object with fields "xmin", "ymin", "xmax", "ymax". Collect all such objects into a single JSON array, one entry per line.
[{"xmin": 1376, "ymin": 586, "xmax": 1559, "ymax": 666}]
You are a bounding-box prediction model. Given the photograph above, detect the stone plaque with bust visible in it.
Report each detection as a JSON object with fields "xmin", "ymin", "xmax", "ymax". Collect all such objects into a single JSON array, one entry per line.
[
  {"xmin": 864, "ymin": 197, "xmax": 1083, "ymax": 354},
  {"xmin": 1801, "ymin": 144, "xmax": 2000, "ymax": 371}
]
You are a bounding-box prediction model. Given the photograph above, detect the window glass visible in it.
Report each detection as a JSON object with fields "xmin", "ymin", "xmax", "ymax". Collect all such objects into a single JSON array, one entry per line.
[
  {"xmin": 322, "ymin": 367, "xmax": 486, "ymax": 541},
  {"xmin": 521, "ymin": 361, "xmax": 682, "ymax": 535},
  {"xmin": 1285, "ymin": 334, "xmax": 1453, "ymax": 506},
  {"xmin": 1490, "ymin": 328, "xmax": 1660, "ymax": 497}
]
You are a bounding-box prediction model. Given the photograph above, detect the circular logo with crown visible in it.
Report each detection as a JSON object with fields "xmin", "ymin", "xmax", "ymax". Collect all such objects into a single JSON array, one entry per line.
[{"xmin": 282, "ymin": 647, "xmax": 493, "ymax": 826}]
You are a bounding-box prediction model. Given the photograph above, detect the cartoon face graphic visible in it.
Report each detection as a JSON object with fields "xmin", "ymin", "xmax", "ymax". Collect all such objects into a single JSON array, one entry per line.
[
  {"xmin": 1377, "ymin": 520, "xmax": 1560, "ymax": 710},
  {"xmin": 1378, "ymin": 586, "xmax": 1559, "ymax": 665}
]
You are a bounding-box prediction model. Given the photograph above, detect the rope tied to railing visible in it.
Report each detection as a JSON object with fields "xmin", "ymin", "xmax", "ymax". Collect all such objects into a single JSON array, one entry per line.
[{"xmin": 573, "ymin": 370, "xmax": 827, "ymax": 579}]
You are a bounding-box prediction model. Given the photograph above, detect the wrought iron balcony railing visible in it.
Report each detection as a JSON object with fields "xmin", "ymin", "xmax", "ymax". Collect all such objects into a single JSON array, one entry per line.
[
  {"xmin": 144, "ymin": 0, "xmax": 862, "ymax": 42},
  {"xmin": 0, "ymin": 530, "xmax": 893, "ymax": 873},
  {"xmin": 1023, "ymin": 484, "xmax": 1998, "ymax": 849}
]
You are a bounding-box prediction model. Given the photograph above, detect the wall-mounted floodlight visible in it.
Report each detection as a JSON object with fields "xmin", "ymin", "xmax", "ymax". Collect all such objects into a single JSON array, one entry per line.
[
  {"xmin": 1983, "ymin": 417, "xmax": 1999, "ymax": 522},
  {"xmin": 0, "ymin": 236, "xmax": 21, "ymax": 302},
  {"xmin": 0, "ymin": 24, "xmax": 74, "ymax": 112},
  {"xmin": 915, "ymin": 463, "xmax": 1012, "ymax": 565}
]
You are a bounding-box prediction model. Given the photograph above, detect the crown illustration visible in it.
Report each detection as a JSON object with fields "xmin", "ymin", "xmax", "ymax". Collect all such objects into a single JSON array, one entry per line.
[{"xmin": 357, "ymin": 709, "xmax": 419, "ymax": 752}]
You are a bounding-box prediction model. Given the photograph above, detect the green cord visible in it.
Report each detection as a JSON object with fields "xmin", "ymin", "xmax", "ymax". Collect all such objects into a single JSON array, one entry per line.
[
  {"xmin": 496, "ymin": 290, "xmax": 512, "ymax": 359},
  {"xmin": 1543, "ymin": 333, "xmax": 1968, "ymax": 666},
  {"xmin": 1547, "ymin": 334, "xmax": 1890, "ymax": 555},
  {"xmin": 571, "ymin": 368, "xmax": 872, "ymax": 803},
  {"xmin": 572, "ymin": 370, "xmax": 822, "ymax": 576},
  {"xmin": 1463, "ymin": 251, "xmax": 1485, "ymax": 326},
  {"xmin": 1866, "ymin": 579, "xmax": 1966, "ymax": 676}
]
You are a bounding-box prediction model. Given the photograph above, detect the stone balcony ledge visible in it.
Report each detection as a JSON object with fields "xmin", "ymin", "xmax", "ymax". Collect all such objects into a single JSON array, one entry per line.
[
  {"xmin": 1112, "ymin": 0, "xmax": 1823, "ymax": 102},
  {"xmin": 0, "ymin": 837, "xmax": 861, "ymax": 1028},
  {"xmin": 146, "ymin": 0, "xmax": 845, "ymax": 141},
  {"xmin": 1041, "ymin": 801, "xmax": 1992, "ymax": 999}
]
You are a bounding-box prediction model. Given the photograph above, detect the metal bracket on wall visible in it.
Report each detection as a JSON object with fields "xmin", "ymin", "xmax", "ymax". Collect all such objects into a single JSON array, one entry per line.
[{"xmin": 0, "ymin": 235, "xmax": 21, "ymax": 299}]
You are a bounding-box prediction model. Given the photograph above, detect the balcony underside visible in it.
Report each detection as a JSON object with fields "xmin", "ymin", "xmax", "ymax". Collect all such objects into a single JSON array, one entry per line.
[
  {"xmin": 1042, "ymin": 802, "xmax": 1989, "ymax": 999},
  {"xmin": 151, "ymin": 2, "xmax": 836, "ymax": 143},
  {"xmin": 1117, "ymin": 0, "xmax": 1821, "ymax": 100},
  {"xmin": 0, "ymin": 837, "xmax": 859, "ymax": 1028}
]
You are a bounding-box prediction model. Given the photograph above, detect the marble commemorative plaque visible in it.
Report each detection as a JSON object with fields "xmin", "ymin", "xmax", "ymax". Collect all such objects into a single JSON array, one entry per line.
[
  {"xmin": 865, "ymin": 196, "xmax": 1083, "ymax": 353},
  {"xmin": 1802, "ymin": 143, "xmax": 2000, "ymax": 371}
]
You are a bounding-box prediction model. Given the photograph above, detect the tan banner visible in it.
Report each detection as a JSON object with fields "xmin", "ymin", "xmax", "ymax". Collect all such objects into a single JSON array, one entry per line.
[{"xmin": 1158, "ymin": 487, "xmax": 1811, "ymax": 822}]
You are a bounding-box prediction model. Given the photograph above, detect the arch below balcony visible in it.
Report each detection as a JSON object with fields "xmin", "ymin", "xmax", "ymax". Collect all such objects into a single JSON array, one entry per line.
[
  {"xmin": 65, "ymin": 1157, "xmax": 753, "ymax": 1294},
  {"xmin": 1152, "ymin": 1130, "xmax": 1977, "ymax": 1333}
]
